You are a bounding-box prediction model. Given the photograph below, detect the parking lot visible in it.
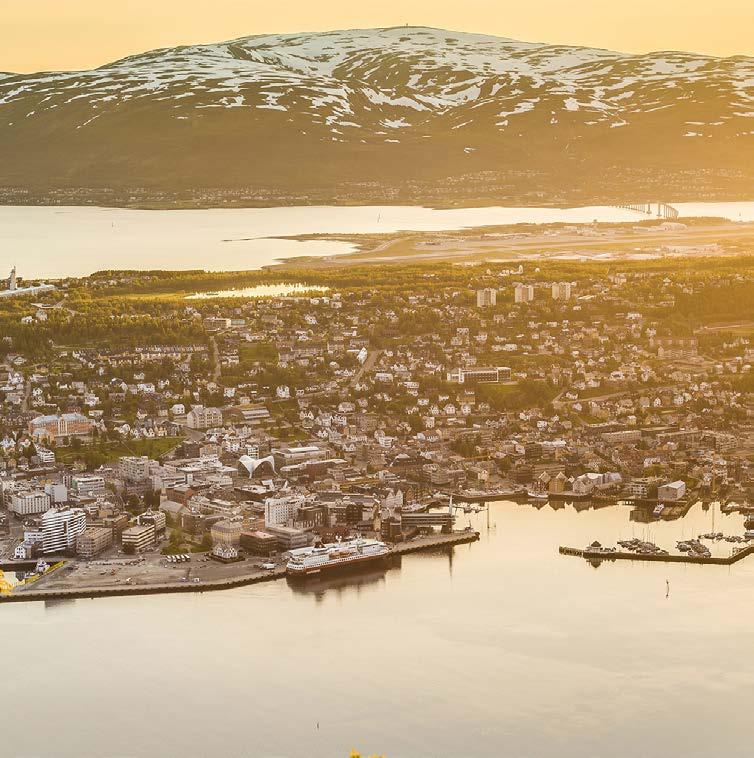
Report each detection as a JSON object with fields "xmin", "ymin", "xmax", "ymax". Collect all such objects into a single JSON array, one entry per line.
[{"xmin": 23, "ymin": 551, "xmax": 283, "ymax": 592}]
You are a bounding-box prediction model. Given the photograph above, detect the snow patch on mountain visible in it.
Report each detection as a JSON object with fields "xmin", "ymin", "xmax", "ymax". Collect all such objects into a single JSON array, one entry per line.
[{"xmin": 1, "ymin": 26, "xmax": 753, "ymax": 142}]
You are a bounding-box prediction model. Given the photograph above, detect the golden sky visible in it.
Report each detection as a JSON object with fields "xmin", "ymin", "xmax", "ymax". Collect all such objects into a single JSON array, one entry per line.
[{"xmin": 4, "ymin": 0, "xmax": 753, "ymax": 73}]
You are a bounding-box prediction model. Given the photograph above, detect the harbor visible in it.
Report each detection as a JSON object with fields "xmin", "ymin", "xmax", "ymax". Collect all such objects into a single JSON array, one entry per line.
[
  {"xmin": 4, "ymin": 498, "xmax": 754, "ymax": 758},
  {"xmin": 0, "ymin": 530, "xmax": 479, "ymax": 604},
  {"xmin": 560, "ymin": 541, "xmax": 754, "ymax": 566},
  {"xmin": 558, "ymin": 503, "xmax": 754, "ymax": 566}
]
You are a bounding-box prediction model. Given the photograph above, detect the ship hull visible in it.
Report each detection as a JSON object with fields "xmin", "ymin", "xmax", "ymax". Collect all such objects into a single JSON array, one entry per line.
[{"xmin": 286, "ymin": 551, "xmax": 389, "ymax": 579}]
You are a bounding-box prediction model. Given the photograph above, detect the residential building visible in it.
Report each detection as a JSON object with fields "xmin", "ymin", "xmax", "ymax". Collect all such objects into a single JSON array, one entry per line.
[
  {"xmin": 264, "ymin": 494, "xmax": 306, "ymax": 527},
  {"xmin": 476, "ymin": 288, "xmax": 497, "ymax": 307},
  {"xmin": 551, "ymin": 282, "xmax": 572, "ymax": 300},
  {"xmin": 186, "ymin": 406, "xmax": 223, "ymax": 429},
  {"xmin": 36, "ymin": 448, "xmax": 56, "ymax": 465},
  {"xmin": 72, "ymin": 475, "xmax": 106, "ymax": 498},
  {"xmin": 121, "ymin": 523, "xmax": 156, "ymax": 553},
  {"xmin": 41, "ymin": 507, "xmax": 87, "ymax": 555},
  {"xmin": 44, "ymin": 483, "xmax": 68, "ymax": 504},
  {"xmin": 514, "ymin": 284, "xmax": 535, "ymax": 304},
  {"xmin": 10, "ymin": 490, "xmax": 52, "ymax": 516},
  {"xmin": 625, "ymin": 478, "xmax": 660, "ymax": 498},
  {"xmin": 654, "ymin": 338, "xmax": 698, "ymax": 360},
  {"xmin": 211, "ymin": 519, "xmax": 242, "ymax": 548},
  {"xmin": 118, "ymin": 456, "xmax": 151, "ymax": 482},
  {"xmin": 76, "ymin": 526, "xmax": 113, "ymax": 559},
  {"xmin": 137, "ymin": 510, "xmax": 167, "ymax": 535}
]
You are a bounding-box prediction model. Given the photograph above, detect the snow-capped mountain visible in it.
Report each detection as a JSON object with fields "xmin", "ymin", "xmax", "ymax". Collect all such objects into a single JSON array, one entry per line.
[{"xmin": 1, "ymin": 27, "xmax": 753, "ymax": 205}]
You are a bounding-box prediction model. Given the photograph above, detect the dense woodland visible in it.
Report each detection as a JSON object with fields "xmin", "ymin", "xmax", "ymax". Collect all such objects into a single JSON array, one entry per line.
[{"xmin": 2, "ymin": 255, "xmax": 754, "ymax": 365}]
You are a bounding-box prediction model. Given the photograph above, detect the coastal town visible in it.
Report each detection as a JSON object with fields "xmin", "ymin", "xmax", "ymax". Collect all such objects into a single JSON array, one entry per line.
[{"xmin": 2, "ymin": 247, "xmax": 754, "ymax": 597}]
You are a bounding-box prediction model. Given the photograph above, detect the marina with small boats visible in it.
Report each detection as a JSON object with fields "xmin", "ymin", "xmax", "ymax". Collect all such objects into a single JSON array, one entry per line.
[
  {"xmin": 3, "ymin": 496, "xmax": 753, "ymax": 757},
  {"xmin": 560, "ymin": 512, "xmax": 754, "ymax": 566}
]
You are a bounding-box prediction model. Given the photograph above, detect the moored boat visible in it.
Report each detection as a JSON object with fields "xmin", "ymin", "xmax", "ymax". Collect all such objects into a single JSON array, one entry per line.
[
  {"xmin": 286, "ymin": 538, "xmax": 391, "ymax": 578},
  {"xmin": 527, "ymin": 489, "xmax": 549, "ymax": 501}
]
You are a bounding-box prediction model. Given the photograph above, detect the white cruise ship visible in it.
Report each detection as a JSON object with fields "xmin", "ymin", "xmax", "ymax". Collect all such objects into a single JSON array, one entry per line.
[{"xmin": 286, "ymin": 538, "xmax": 390, "ymax": 577}]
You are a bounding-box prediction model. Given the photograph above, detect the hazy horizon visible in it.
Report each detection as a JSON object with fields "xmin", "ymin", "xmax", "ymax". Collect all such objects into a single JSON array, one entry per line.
[{"xmin": 3, "ymin": 0, "xmax": 754, "ymax": 73}]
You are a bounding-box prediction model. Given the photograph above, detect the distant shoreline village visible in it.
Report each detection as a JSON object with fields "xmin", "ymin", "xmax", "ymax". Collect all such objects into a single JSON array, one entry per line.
[{"xmin": 0, "ymin": 267, "xmax": 56, "ymax": 299}]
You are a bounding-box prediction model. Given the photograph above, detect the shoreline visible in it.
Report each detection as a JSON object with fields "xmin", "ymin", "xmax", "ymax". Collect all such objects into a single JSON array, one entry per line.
[
  {"xmin": 266, "ymin": 217, "xmax": 754, "ymax": 271},
  {"xmin": 4, "ymin": 201, "xmax": 754, "ymax": 280},
  {"xmin": 0, "ymin": 531, "xmax": 480, "ymax": 604},
  {"xmin": 3, "ymin": 192, "xmax": 754, "ymax": 213}
]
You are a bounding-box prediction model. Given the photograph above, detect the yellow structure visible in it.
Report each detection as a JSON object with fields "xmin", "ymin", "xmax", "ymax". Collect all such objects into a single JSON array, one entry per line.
[{"xmin": 0, "ymin": 569, "xmax": 13, "ymax": 596}]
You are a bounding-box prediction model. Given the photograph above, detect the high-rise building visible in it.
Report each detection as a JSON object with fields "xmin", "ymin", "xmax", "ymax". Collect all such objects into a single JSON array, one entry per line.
[
  {"xmin": 476, "ymin": 288, "xmax": 497, "ymax": 308},
  {"xmin": 264, "ymin": 494, "xmax": 306, "ymax": 527},
  {"xmin": 551, "ymin": 282, "xmax": 572, "ymax": 300},
  {"xmin": 41, "ymin": 507, "xmax": 87, "ymax": 555},
  {"xmin": 8, "ymin": 266, "xmax": 17, "ymax": 292},
  {"xmin": 118, "ymin": 456, "xmax": 152, "ymax": 482},
  {"xmin": 514, "ymin": 284, "xmax": 535, "ymax": 304}
]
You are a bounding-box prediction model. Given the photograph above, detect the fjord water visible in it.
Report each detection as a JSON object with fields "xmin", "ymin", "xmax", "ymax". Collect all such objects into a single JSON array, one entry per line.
[
  {"xmin": 4, "ymin": 202, "xmax": 754, "ymax": 278},
  {"xmin": 3, "ymin": 500, "xmax": 754, "ymax": 758}
]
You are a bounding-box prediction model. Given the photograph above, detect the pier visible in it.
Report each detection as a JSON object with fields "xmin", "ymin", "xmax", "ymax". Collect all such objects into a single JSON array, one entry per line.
[
  {"xmin": 392, "ymin": 530, "xmax": 479, "ymax": 556},
  {"xmin": 559, "ymin": 542, "xmax": 754, "ymax": 566},
  {"xmin": 0, "ymin": 531, "xmax": 479, "ymax": 604}
]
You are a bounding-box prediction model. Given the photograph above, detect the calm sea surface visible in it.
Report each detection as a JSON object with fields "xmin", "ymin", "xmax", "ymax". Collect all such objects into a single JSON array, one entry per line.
[
  {"xmin": 3, "ymin": 500, "xmax": 754, "ymax": 758},
  {"xmin": 2, "ymin": 202, "xmax": 754, "ymax": 278}
]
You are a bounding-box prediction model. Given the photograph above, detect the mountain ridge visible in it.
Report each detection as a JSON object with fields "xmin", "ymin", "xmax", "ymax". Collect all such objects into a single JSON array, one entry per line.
[{"xmin": 1, "ymin": 26, "xmax": 753, "ymax": 207}]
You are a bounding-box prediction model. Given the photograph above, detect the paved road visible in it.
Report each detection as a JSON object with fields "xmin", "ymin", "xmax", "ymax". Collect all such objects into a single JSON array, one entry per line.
[
  {"xmin": 210, "ymin": 336, "xmax": 221, "ymax": 382},
  {"xmin": 21, "ymin": 377, "xmax": 31, "ymax": 413}
]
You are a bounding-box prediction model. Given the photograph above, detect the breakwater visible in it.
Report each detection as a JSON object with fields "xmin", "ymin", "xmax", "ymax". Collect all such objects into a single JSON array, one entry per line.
[{"xmin": 560, "ymin": 542, "xmax": 754, "ymax": 565}]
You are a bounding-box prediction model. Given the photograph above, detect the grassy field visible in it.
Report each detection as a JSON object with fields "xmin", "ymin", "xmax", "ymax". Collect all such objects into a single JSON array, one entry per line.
[
  {"xmin": 239, "ymin": 342, "xmax": 278, "ymax": 364},
  {"xmin": 476, "ymin": 381, "xmax": 557, "ymax": 411}
]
